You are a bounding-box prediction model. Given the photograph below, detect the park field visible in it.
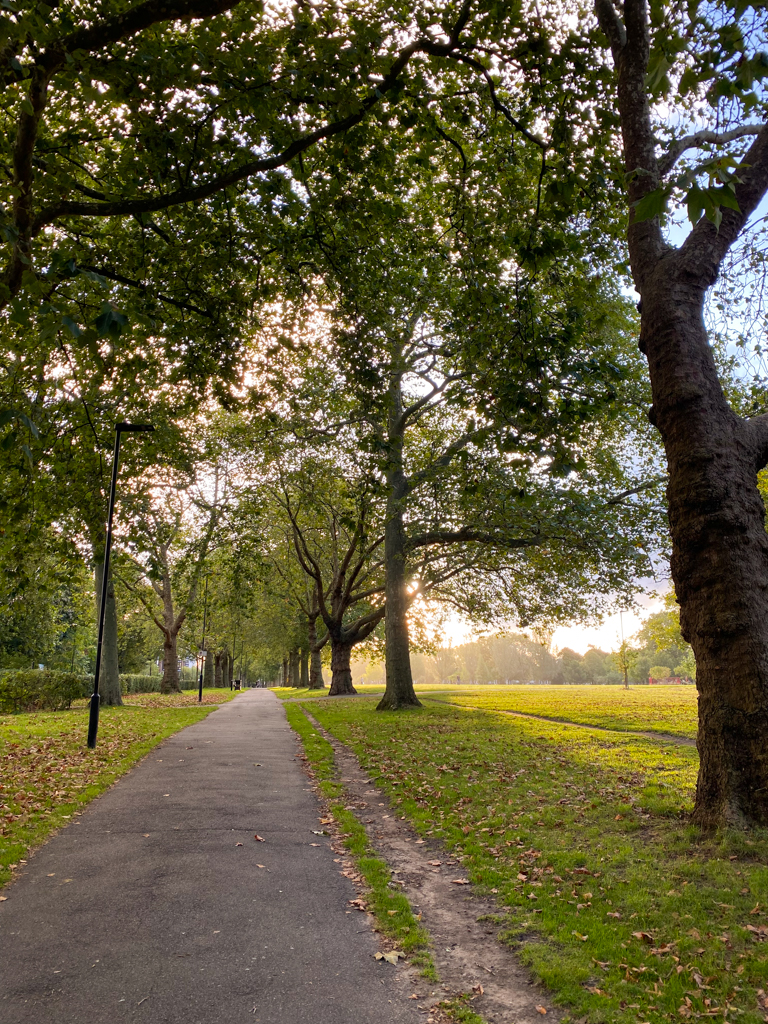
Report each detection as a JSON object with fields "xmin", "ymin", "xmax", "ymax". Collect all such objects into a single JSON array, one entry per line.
[
  {"xmin": 0, "ymin": 689, "xmax": 238, "ymax": 889},
  {"xmin": 289, "ymin": 686, "xmax": 768, "ymax": 1024}
]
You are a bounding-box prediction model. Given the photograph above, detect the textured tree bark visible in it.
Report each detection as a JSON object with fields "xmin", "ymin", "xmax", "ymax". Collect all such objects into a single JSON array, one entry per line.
[
  {"xmin": 378, "ymin": 500, "xmax": 421, "ymax": 710},
  {"xmin": 289, "ymin": 649, "xmax": 300, "ymax": 687},
  {"xmin": 300, "ymin": 649, "xmax": 309, "ymax": 687},
  {"xmin": 377, "ymin": 367, "xmax": 421, "ymax": 711},
  {"xmin": 94, "ymin": 560, "xmax": 122, "ymax": 706},
  {"xmin": 309, "ymin": 648, "xmax": 325, "ymax": 689},
  {"xmin": 307, "ymin": 615, "xmax": 325, "ymax": 689},
  {"xmin": 282, "ymin": 656, "xmax": 289, "ymax": 687},
  {"xmin": 204, "ymin": 649, "xmax": 214, "ymax": 688},
  {"xmin": 329, "ymin": 640, "xmax": 357, "ymax": 695},
  {"xmin": 644, "ymin": 276, "xmax": 768, "ymax": 827},
  {"xmin": 161, "ymin": 631, "xmax": 181, "ymax": 693},
  {"xmin": 595, "ymin": 0, "xmax": 768, "ymax": 826}
]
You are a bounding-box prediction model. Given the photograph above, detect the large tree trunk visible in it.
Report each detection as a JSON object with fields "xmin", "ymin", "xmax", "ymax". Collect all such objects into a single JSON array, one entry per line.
[
  {"xmin": 159, "ymin": 573, "xmax": 182, "ymax": 694},
  {"xmin": 644, "ymin": 278, "xmax": 768, "ymax": 827},
  {"xmin": 289, "ymin": 649, "xmax": 300, "ymax": 688},
  {"xmin": 378, "ymin": 498, "xmax": 421, "ymax": 710},
  {"xmin": 307, "ymin": 613, "xmax": 325, "ymax": 689},
  {"xmin": 377, "ymin": 370, "xmax": 421, "ymax": 711},
  {"xmin": 228, "ymin": 651, "xmax": 235, "ymax": 686},
  {"xmin": 300, "ymin": 649, "xmax": 309, "ymax": 687},
  {"xmin": 94, "ymin": 560, "xmax": 122, "ymax": 706},
  {"xmin": 161, "ymin": 630, "xmax": 181, "ymax": 694},
  {"xmin": 329, "ymin": 639, "xmax": 357, "ymax": 695},
  {"xmin": 281, "ymin": 656, "xmax": 289, "ymax": 687},
  {"xmin": 596, "ymin": 0, "xmax": 768, "ymax": 827},
  {"xmin": 309, "ymin": 647, "xmax": 325, "ymax": 689},
  {"xmin": 204, "ymin": 649, "xmax": 214, "ymax": 688}
]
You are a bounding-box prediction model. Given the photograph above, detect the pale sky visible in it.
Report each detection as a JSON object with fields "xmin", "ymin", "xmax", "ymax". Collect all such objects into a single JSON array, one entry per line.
[{"xmin": 439, "ymin": 585, "xmax": 668, "ymax": 655}]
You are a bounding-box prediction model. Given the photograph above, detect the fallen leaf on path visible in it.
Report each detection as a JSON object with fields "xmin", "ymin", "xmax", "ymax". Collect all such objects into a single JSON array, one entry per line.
[
  {"xmin": 415, "ymin": 839, "xmax": 425, "ymax": 844},
  {"xmin": 235, "ymin": 843, "xmax": 243, "ymax": 847},
  {"xmin": 254, "ymin": 834, "xmax": 265, "ymax": 842},
  {"xmin": 311, "ymin": 830, "xmax": 327, "ymax": 835},
  {"xmin": 257, "ymin": 864, "xmax": 265, "ymax": 868},
  {"xmin": 428, "ymin": 860, "xmax": 441, "ymax": 866},
  {"xmin": 535, "ymin": 1006, "xmax": 547, "ymax": 1014},
  {"xmin": 472, "ymin": 984, "xmax": 484, "ymax": 996},
  {"xmin": 0, "ymin": 896, "xmax": 7, "ymax": 902},
  {"xmin": 452, "ymin": 878, "xmax": 470, "ymax": 885},
  {"xmin": 375, "ymin": 950, "xmax": 405, "ymax": 965},
  {"xmin": 309, "ymin": 843, "xmax": 321, "ymax": 847}
]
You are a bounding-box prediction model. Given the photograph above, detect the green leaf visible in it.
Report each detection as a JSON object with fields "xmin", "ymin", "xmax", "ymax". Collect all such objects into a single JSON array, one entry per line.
[
  {"xmin": 632, "ymin": 187, "xmax": 669, "ymax": 223},
  {"xmin": 94, "ymin": 304, "xmax": 129, "ymax": 339},
  {"xmin": 62, "ymin": 315, "xmax": 82, "ymax": 338}
]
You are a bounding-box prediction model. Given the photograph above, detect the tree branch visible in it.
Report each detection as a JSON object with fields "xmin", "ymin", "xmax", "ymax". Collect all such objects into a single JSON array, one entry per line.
[{"xmin": 658, "ymin": 125, "xmax": 766, "ymax": 179}]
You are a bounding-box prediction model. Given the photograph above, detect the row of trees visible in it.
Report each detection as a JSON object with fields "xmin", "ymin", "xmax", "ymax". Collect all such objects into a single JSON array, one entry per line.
[{"xmin": 1, "ymin": 0, "xmax": 767, "ymax": 827}]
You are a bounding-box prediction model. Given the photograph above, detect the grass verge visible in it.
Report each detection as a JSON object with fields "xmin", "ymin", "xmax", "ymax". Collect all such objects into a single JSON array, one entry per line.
[
  {"xmin": 0, "ymin": 691, "xmax": 236, "ymax": 888},
  {"xmin": 297, "ymin": 695, "xmax": 768, "ymax": 1024},
  {"xmin": 283, "ymin": 703, "xmax": 435, "ymax": 978}
]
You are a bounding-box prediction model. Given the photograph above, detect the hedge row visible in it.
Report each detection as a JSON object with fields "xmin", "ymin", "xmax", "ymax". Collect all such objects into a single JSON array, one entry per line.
[
  {"xmin": 0, "ymin": 670, "xmax": 177, "ymax": 712},
  {"xmin": 0, "ymin": 669, "xmax": 91, "ymax": 713}
]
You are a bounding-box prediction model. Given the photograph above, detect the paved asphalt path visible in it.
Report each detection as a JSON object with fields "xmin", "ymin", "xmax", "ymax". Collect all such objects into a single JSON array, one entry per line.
[{"xmin": 0, "ymin": 690, "xmax": 421, "ymax": 1024}]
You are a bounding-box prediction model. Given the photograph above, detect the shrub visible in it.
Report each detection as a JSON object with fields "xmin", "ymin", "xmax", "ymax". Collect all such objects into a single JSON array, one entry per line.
[
  {"xmin": 120, "ymin": 674, "xmax": 162, "ymax": 694},
  {"xmin": 0, "ymin": 669, "xmax": 91, "ymax": 713},
  {"xmin": 649, "ymin": 665, "xmax": 673, "ymax": 679}
]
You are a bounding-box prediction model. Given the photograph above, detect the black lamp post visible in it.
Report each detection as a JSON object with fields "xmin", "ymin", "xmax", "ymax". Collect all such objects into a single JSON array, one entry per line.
[{"xmin": 87, "ymin": 422, "xmax": 154, "ymax": 750}]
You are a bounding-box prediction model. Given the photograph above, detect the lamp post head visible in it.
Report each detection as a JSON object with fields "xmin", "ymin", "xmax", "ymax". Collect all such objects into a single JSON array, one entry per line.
[{"xmin": 116, "ymin": 423, "xmax": 154, "ymax": 433}]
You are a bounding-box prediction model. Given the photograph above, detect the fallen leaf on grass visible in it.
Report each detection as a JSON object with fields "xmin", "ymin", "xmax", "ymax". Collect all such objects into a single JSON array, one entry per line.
[
  {"xmin": 452, "ymin": 878, "xmax": 470, "ymax": 885},
  {"xmin": 254, "ymin": 834, "xmax": 265, "ymax": 842},
  {"xmin": 632, "ymin": 931, "xmax": 654, "ymax": 943},
  {"xmin": 607, "ymin": 911, "xmax": 622, "ymax": 919},
  {"xmin": 572, "ymin": 932, "xmax": 588, "ymax": 942}
]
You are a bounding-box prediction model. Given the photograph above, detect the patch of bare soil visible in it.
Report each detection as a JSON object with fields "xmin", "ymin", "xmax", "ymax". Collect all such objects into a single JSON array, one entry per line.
[{"xmin": 301, "ymin": 708, "xmax": 562, "ymax": 1024}]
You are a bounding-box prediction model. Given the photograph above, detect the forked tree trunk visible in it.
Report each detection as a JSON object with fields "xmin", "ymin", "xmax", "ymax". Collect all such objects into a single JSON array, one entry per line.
[
  {"xmin": 289, "ymin": 649, "xmax": 300, "ymax": 687},
  {"xmin": 300, "ymin": 649, "xmax": 309, "ymax": 688},
  {"xmin": 596, "ymin": 0, "xmax": 768, "ymax": 826},
  {"xmin": 329, "ymin": 640, "xmax": 356, "ymax": 695},
  {"xmin": 94, "ymin": 560, "xmax": 122, "ymax": 706},
  {"xmin": 645, "ymin": 280, "xmax": 768, "ymax": 827}
]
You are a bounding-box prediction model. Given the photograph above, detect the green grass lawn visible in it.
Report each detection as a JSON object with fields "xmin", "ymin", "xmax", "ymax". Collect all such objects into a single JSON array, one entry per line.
[
  {"xmin": 0, "ymin": 688, "xmax": 238, "ymax": 889},
  {"xmin": 294, "ymin": 692, "xmax": 768, "ymax": 1024},
  {"xmin": 423, "ymin": 684, "xmax": 699, "ymax": 740}
]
